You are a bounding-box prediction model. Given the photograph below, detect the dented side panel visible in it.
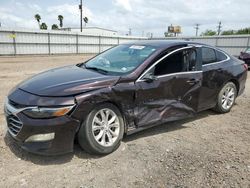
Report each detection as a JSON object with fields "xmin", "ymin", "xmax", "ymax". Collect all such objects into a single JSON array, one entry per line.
[
  {"xmin": 74, "ymin": 82, "xmax": 137, "ymax": 132},
  {"xmin": 134, "ymin": 72, "xmax": 202, "ymax": 127}
]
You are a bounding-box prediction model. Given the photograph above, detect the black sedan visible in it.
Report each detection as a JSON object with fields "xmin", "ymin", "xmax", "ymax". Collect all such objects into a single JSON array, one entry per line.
[{"xmin": 4, "ymin": 40, "xmax": 248, "ymax": 155}]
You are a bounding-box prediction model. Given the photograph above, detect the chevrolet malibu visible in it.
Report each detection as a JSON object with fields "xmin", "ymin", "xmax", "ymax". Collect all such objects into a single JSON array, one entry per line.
[{"xmin": 4, "ymin": 40, "xmax": 248, "ymax": 155}]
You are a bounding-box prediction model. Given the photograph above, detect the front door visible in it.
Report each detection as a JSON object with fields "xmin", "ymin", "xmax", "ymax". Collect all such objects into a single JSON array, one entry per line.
[{"xmin": 134, "ymin": 47, "xmax": 202, "ymax": 127}]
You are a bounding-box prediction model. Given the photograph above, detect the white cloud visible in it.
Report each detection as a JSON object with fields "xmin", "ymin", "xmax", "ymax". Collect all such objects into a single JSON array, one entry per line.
[
  {"xmin": 0, "ymin": 2, "xmax": 93, "ymax": 30},
  {"xmin": 0, "ymin": 0, "xmax": 250, "ymax": 36},
  {"xmin": 47, "ymin": 4, "xmax": 80, "ymax": 27},
  {"xmin": 101, "ymin": 0, "xmax": 250, "ymax": 36},
  {"xmin": 45, "ymin": 4, "xmax": 93, "ymax": 28},
  {"xmin": 114, "ymin": 0, "xmax": 132, "ymax": 11}
]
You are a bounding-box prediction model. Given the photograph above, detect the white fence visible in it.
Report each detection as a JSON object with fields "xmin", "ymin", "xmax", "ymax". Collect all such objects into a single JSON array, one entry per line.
[
  {"xmin": 0, "ymin": 29, "xmax": 145, "ymax": 55},
  {"xmin": 154, "ymin": 35, "xmax": 250, "ymax": 56},
  {"xmin": 0, "ymin": 29, "xmax": 249, "ymax": 56}
]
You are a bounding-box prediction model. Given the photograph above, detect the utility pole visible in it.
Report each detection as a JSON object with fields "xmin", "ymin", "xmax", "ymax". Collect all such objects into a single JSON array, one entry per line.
[
  {"xmin": 129, "ymin": 28, "xmax": 132, "ymax": 36},
  {"xmin": 217, "ymin": 21, "xmax": 222, "ymax": 35},
  {"xmin": 194, "ymin": 24, "xmax": 200, "ymax": 36},
  {"xmin": 79, "ymin": 0, "xmax": 83, "ymax": 32}
]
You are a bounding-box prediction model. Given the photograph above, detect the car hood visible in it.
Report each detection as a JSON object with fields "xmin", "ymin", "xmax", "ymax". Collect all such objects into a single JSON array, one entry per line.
[{"xmin": 18, "ymin": 65, "xmax": 120, "ymax": 97}]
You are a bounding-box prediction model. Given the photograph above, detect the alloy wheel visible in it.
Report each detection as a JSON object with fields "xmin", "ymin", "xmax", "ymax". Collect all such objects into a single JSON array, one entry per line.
[
  {"xmin": 221, "ymin": 86, "xmax": 235, "ymax": 110},
  {"xmin": 92, "ymin": 108, "xmax": 120, "ymax": 147}
]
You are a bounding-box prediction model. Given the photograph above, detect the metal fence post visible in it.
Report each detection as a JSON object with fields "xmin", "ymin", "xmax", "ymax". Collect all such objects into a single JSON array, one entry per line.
[
  {"xmin": 12, "ymin": 31, "xmax": 16, "ymax": 56},
  {"xmin": 48, "ymin": 32, "xmax": 51, "ymax": 55},
  {"xmin": 98, "ymin": 36, "xmax": 101, "ymax": 53},
  {"xmin": 247, "ymin": 37, "xmax": 250, "ymax": 49},
  {"xmin": 76, "ymin": 34, "xmax": 79, "ymax": 54},
  {"xmin": 117, "ymin": 37, "xmax": 120, "ymax": 45},
  {"xmin": 215, "ymin": 36, "xmax": 219, "ymax": 47}
]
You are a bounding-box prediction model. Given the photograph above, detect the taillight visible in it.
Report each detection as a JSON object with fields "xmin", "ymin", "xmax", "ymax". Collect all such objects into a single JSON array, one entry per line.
[{"xmin": 243, "ymin": 64, "xmax": 248, "ymax": 70}]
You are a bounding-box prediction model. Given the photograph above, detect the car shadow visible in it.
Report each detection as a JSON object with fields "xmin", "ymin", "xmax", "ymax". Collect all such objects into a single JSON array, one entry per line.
[
  {"xmin": 123, "ymin": 109, "xmax": 217, "ymax": 142},
  {"xmin": 4, "ymin": 109, "xmax": 218, "ymax": 165}
]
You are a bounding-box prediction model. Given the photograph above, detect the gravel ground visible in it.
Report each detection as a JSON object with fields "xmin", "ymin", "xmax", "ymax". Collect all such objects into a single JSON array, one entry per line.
[{"xmin": 0, "ymin": 55, "xmax": 249, "ymax": 188}]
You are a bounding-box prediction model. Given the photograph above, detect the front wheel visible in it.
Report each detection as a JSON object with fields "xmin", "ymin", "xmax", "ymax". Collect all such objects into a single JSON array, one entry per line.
[
  {"xmin": 78, "ymin": 103, "xmax": 124, "ymax": 155},
  {"xmin": 213, "ymin": 82, "xmax": 237, "ymax": 113}
]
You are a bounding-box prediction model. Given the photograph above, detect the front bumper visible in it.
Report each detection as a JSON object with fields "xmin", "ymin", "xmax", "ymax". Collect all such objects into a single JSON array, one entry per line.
[{"xmin": 4, "ymin": 100, "xmax": 80, "ymax": 156}]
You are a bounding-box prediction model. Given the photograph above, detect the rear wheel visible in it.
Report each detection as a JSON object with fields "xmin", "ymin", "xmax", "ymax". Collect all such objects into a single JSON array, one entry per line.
[
  {"xmin": 78, "ymin": 103, "xmax": 124, "ymax": 155},
  {"xmin": 213, "ymin": 82, "xmax": 237, "ymax": 113}
]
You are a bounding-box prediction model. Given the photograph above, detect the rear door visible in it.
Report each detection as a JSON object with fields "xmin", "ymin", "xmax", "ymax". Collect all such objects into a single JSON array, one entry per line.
[
  {"xmin": 134, "ymin": 46, "xmax": 202, "ymax": 127},
  {"xmin": 197, "ymin": 47, "xmax": 230, "ymax": 111}
]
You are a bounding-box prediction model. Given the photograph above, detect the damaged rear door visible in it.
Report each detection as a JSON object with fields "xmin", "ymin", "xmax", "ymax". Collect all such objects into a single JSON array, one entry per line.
[{"xmin": 134, "ymin": 46, "xmax": 202, "ymax": 127}]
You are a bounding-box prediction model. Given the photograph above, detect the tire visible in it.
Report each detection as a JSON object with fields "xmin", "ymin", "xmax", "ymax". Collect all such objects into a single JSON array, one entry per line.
[
  {"xmin": 78, "ymin": 103, "xmax": 124, "ymax": 155},
  {"xmin": 213, "ymin": 82, "xmax": 237, "ymax": 113}
]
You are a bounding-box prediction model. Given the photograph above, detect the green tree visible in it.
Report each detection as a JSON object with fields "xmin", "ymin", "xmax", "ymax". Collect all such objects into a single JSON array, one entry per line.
[
  {"xmin": 201, "ymin": 30, "xmax": 217, "ymax": 36},
  {"xmin": 34, "ymin": 14, "xmax": 41, "ymax": 28},
  {"xmin": 40, "ymin": 22, "xmax": 48, "ymax": 30},
  {"xmin": 51, "ymin": 24, "xmax": 59, "ymax": 30},
  {"xmin": 221, "ymin": 28, "xmax": 250, "ymax": 35},
  {"xmin": 58, "ymin": 15, "xmax": 64, "ymax": 28},
  {"xmin": 83, "ymin": 17, "xmax": 88, "ymax": 27},
  {"xmin": 221, "ymin": 30, "xmax": 235, "ymax": 35},
  {"xmin": 236, "ymin": 28, "xmax": 250, "ymax": 35}
]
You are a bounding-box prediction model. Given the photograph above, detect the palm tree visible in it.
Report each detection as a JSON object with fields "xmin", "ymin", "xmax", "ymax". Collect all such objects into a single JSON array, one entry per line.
[
  {"xmin": 51, "ymin": 24, "xmax": 59, "ymax": 30},
  {"xmin": 40, "ymin": 23, "xmax": 48, "ymax": 30},
  {"xmin": 83, "ymin": 17, "xmax": 88, "ymax": 27},
  {"xmin": 34, "ymin": 14, "xmax": 41, "ymax": 28},
  {"xmin": 58, "ymin": 15, "xmax": 64, "ymax": 28}
]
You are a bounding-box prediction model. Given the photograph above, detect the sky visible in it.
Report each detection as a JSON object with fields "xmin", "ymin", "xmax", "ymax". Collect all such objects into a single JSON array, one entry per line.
[{"xmin": 0, "ymin": 0, "xmax": 250, "ymax": 37}]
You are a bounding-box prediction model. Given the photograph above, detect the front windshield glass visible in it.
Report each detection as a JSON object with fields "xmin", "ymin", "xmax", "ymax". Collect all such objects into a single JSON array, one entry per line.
[
  {"xmin": 245, "ymin": 48, "xmax": 250, "ymax": 53},
  {"xmin": 84, "ymin": 44, "xmax": 157, "ymax": 75}
]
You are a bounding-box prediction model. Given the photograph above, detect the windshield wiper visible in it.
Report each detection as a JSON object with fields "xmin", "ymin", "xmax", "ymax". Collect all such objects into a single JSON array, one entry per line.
[{"xmin": 84, "ymin": 65, "xmax": 109, "ymax": 74}]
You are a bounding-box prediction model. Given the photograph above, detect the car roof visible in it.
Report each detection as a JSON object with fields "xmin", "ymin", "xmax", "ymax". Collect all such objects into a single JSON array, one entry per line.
[{"xmin": 124, "ymin": 40, "xmax": 202, "ymax": 49}]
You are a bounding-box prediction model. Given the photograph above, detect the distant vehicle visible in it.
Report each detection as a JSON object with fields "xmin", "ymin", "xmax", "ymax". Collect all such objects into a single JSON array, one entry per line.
[
  {"xmin": 239, "ymin": 48, "xmax": 250, "ymax": 68},
  {"xmin": 4, "ymin": 40, "xmax": 248, "ymax": 155}
]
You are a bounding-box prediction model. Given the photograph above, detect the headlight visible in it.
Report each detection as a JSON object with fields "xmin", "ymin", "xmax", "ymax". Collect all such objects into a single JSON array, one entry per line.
[{"xmin": 23, "ymin": 105, "xmax": 75, "ymax": 119}]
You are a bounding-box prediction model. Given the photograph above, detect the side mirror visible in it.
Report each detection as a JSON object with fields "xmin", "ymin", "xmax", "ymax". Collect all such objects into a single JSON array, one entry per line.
[{"xmin": 143, "ymin": 73, "xmax": 158, "ymax": 83}]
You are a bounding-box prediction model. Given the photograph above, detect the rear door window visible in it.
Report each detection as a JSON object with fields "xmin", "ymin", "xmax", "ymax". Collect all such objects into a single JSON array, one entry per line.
[
  {"xmin": 202, "ymin": 47, "xmax": 217, "ymax": 65},
  {"xmin": 216, "ymin": 50, "xmax": 228, "ymax": 61}
]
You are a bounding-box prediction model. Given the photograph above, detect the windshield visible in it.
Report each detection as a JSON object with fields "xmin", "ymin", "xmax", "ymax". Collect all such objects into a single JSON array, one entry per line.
[
  {"xmin": 84, "ymin": 44, "xmax": 157, "ymax": 75},
  {"xmin": 245, "ymin": 48, "xmax": 250, "ymax": 53}
]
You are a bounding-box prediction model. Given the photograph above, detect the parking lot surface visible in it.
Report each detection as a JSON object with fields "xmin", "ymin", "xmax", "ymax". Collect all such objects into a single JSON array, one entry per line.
[{"xmin": 0, "ymin": 55, "xmax": 249, "ymax": 187}]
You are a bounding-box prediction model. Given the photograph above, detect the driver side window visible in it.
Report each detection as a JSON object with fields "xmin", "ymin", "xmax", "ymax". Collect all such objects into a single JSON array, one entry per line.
[{"xmin": 153, "ymin": 49, "xmax": 197, "ymax": 76}]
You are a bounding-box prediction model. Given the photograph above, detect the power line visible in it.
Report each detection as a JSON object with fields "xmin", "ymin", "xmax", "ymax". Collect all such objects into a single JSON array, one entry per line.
[
  {"xmin": 217, "ymin": 21, "xmax": 222, "ymax": 35},
  {"xmin": 194, "ymin": 24, "xmax": 200, "ymax": 36}
]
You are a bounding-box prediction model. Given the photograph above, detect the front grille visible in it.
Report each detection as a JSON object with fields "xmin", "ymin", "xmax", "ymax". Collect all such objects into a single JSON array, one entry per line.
[{"xmin": 7, "ymin": 115, "xmax": 23, "ymax": 136}]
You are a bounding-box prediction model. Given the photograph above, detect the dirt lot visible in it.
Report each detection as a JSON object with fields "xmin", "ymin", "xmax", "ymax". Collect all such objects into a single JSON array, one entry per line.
[{"xmin": 0, "ymin": 55, "xmax": 249, "ymax": 188}]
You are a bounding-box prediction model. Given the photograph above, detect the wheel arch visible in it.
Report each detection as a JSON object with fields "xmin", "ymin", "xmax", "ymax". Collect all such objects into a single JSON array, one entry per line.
[
  {"xmin": 102, "ymin": 100, "xmax": 129, "ymax": 134},
  {"xmin": 86, "ymin": 100, "xmax": 129, "ymax": 134},
  {"xmin": 228, "ymin": 79, "xmax": 240, "ymax": 96}
]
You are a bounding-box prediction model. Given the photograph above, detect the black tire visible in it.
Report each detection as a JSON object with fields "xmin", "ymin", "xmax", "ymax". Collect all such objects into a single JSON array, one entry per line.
[
  {"xmin": 213, "ymin": 82, "xmax": 237, "ymax": 113},
  {"xmin": 78, "ymin": 103, "xmax": 124, "ymax": 155}
]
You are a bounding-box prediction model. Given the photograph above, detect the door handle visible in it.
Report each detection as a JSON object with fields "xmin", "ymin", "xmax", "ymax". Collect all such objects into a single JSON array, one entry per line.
[{"xmin": 186, "ymin": 79, "xmax": 200, "ymax": 85}]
